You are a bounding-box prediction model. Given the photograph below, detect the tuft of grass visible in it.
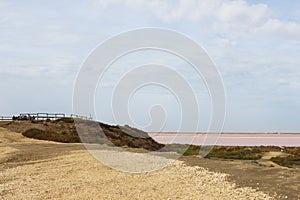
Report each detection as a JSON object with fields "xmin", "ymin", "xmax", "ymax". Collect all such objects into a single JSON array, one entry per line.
[
  {"xmin": 283, "ymin": 147, "xmax": 300, "ymax": 156},
  {"xmin": 183, "ymin": 145, "xmax": 201, "ymax": 156}
]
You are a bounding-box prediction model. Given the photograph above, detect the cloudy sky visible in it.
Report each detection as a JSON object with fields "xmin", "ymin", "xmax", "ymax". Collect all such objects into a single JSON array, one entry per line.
[{"xmin": 1, "ymin": 0, "xmax": 300, "ymax": 132}]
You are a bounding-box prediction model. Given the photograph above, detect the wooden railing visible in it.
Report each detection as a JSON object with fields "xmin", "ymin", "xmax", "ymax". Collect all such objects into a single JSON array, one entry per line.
[
  {"xmin": 0, "ymin": 113, "xmax": 92, "ymax": 121},
  {"xmin": 0, "ymin": 116, "xmax": 12, "ymax": 121},
  {"xmin": 19, "ymin": 113, "xmax": 66, "ymax": 120},
  {"xmin": 70, "ymin": 114, "xmax": 93, "ymax": 120}
]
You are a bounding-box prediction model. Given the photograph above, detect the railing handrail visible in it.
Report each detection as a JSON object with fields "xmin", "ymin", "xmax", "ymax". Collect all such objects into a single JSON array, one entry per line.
[
  {"xmin": 1, "ymin": 113, "xmax": 92, "ymax": 121},
  {"xmin": 70, "ymin": 114, "xmax": 92, "ymax": 120},
  {"xmin": 0, "ymin": 116, "xmax": 12, "ymax": 120}
]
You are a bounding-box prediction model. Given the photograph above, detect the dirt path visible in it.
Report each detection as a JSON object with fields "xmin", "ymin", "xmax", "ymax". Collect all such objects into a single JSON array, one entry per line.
[{"xmin": 0, "ymin": 128, "xmax": 277, "ymax": 199}]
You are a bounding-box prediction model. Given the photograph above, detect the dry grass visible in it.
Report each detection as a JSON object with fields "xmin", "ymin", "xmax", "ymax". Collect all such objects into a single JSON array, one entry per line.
[
  {"xmin": 271, "ymin": 147, "xmax": 300, "ymax": 167},
  {"xmin": 22, "ymin": 128, "xmax": 80, "ymax": 143}
]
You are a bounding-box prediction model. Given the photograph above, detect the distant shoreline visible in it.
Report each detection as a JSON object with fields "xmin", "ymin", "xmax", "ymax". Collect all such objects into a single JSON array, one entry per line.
[
  {"xmin": 150, "ymin": 132, "xmax": 300, "ymax": 134},
  {"xmin": 150, "ymin": 133, "xmax": 300, "ymax": 147}
]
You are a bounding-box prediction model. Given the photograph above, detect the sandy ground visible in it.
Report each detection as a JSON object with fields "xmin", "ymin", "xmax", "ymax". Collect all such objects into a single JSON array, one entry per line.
[{"xmin": 0, "ymin": 127, "xmax": 297, "ymax": 199}]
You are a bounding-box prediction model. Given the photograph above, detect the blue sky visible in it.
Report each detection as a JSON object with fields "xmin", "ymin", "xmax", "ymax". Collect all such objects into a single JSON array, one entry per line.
[{"xmin": 1, "ymin": 0, "xmax": 300, "ymax": 132}]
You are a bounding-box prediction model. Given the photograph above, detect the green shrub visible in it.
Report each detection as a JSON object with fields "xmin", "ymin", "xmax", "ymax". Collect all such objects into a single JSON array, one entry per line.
[
  {"xmin": 207, "ymin": 147, "xmax": 262, "ymax": 160},
  {"xmin": 164, "ymin": 145, "xmax": 262, "ymax": 160},
  {"xmin": 271, "ymin": 155, "xmax": 300, "ymax": 167},
  {"xmin": 183, "ymin": 145, "xmax": 201, "ymax": 156}
]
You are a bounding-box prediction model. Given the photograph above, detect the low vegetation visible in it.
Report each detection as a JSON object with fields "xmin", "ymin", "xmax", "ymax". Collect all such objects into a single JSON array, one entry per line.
[
  {"xmin": 271, "ymin": 147, "xmax": 300, "ymax": 167},
  {"xmin": 180, "ymin": 145, "xmax": 300, "ymax": 167},
  {"xmin": 23, "ymin": 128, "xmax": 80, "ymax": 143},
  {"xmin": 207, "ymin": 146, "xmax": 262, "ymax": 160},
  {"xmin": 182, "ymin": 145, "xmax": 262, "ymax": 160},
  {"xmin": 164, "ymin": 145, "xmax": 263, "ymax": 159},
  {"xmin": 183, "ymin": 145, "xmax": 201, "ymax": 156},
  {"xmin": 163, "ymin": 145, "xmax": 300, "ymax": 168}
]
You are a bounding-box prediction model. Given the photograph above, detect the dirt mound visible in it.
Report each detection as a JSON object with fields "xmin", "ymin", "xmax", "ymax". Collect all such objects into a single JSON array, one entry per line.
[
  {"xmin": 23, "ymin": 128, "xmax": 80, "ymax": 143},
  {"xmin": 0, "ymin": 127, "xmax": 28, "ymax": 144},
  {"xmin": 0, "ymin": 119, "xmax": 164, "ymax": 151}
]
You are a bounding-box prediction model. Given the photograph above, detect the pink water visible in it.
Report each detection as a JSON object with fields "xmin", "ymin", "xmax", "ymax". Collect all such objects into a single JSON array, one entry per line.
[{"xmin": 149, "ymin": 133, "xmax": 300, "ymax": 147}]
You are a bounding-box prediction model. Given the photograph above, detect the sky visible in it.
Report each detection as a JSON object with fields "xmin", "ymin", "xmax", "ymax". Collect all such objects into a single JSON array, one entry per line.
[{"xmin": 1, "ymin": 0, "xmax": 300, "ymax": 132}]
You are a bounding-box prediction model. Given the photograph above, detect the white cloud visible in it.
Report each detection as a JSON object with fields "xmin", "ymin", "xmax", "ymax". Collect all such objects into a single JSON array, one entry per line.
[
  {"xmin": 258, "ymin": 19, "xmax": 300, "ymax": 38},
  {"xmin": 216, "ymin": 1, "xmax": 269, "ymax": 26},
  {"xmin": 93, "ymin": 0, "xmax": 300, "ymax": 40},
  {"xmin": 137, "ymin": 0, "xmax": 220, "ymax": 22}
]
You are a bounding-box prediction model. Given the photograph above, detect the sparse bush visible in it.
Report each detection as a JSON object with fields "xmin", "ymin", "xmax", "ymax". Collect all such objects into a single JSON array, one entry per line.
[
  {"xmin": 207, "ymin": 146, "xmax": 262, "ymax": 160},
  {"xmin": 270, "ymin": 147, "xmax": 300, "ymax": 167},
  {"xmin": 183, "ymin": 145, "xmax": 201, "ymax": 156},
  {"xmin": 271, "ymin": 155, "xmax": 300, "ymax": 167},
  {"xmin": 163, "ymin": 145, "xmax": 262, "ymax": 160}
]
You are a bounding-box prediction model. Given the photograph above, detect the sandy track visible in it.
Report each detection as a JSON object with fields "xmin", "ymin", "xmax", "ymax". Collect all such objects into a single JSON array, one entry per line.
[{"xmin": 0, "ymin": 128, "xmax": 274, "ymax": 199}]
